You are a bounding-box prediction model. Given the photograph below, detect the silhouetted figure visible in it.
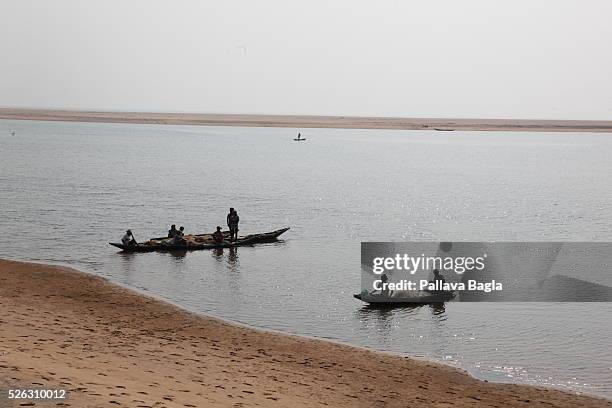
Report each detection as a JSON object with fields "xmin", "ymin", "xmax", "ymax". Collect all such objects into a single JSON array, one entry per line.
[
  {"xmin": 168, "ymin": 225, "xmax": 179, "ymax": 238},
  {"xmin": 212, "ymin": 226, "xmax": 224, "ymax": 243},
  {"xmin": 429, "ymin": 269, "xmax": 446, "ymax": 293},
  {"xmin": 380, "ymin": 273, "xmax": 390, "ymax": 297},
  {"xmin": 121, "ymin": 229, "xmax": 137, "ymax": 246},
  {"xmin": 227, "ymin": 208, "xmax": 240, "ymax": 242}
]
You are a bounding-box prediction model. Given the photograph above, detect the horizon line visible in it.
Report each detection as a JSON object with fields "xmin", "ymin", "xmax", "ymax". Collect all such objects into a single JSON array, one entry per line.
[{"xmin": 1, "ymin": 107, "xmax": 612, "ymax": 133}]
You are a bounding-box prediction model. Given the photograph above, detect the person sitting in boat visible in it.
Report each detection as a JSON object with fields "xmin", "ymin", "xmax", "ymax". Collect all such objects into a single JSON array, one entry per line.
[
  {"xmin": 212, "ymin": 226, "xmax": 224, "ymax": 243},
  {"xmin": 168, "ymin": 225, "xmax": 179, "ymax": 238},
  {"xmin": 172, "ymin": 233, "xmax": 187, "ymax": 246},
  {"xmin": 121, "ymin": 229, "xmax": 137, "ymax": 246},
  {"xmin": 178, "ymin": 226, "xmax": 185, "ymax": 237},
  {"xmin": 227, "ymin": 208, "xmax": 240, "ymax": 242}
]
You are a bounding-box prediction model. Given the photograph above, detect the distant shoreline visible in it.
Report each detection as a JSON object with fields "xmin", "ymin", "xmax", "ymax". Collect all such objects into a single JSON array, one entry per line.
[{"xmin": 1, "ymin": 108, "xmax": 612, "ymax": 132}]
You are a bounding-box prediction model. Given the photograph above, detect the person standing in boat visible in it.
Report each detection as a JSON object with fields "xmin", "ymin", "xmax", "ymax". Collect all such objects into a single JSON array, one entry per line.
[
  {"xmin": 212, "ymin": 226, "xmax": 224, "ymax": 243},
  {"xmin": 429, "ymin": 269, "xmax": 446, "ymax": 293},
  {"xmin": 380, "ymin": 272, "xmax": 391, "ymax": 297},
  {"xmin": 121, "ymin": 229, "xmax": 137, "ymax": 246},
  {"xmin": 227, "ymin": 208, "xmax": 240, "ymax": 242},
  {"xmin": 226, "ymin": 208, "xmax": 234, "ymax": 231}
]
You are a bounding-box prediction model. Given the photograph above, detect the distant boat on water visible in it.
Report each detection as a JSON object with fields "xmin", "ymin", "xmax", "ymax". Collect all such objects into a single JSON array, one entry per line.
[
  {"xmin": 434, "ymin": 128, "xmax": 455, "ymax": 131},
  {"xmin": 294, "ymin": 132, "xmax": 306, "ymax": 141},
  {"xmin": 9, "ymin": 130, "xmax": 16, "ymax": 136}
]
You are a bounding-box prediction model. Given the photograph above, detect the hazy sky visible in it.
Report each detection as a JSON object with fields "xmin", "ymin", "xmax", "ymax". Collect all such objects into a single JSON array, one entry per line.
[{"xmin": 1, "ymin": 1, "xmax": 611, "ymax": 119}]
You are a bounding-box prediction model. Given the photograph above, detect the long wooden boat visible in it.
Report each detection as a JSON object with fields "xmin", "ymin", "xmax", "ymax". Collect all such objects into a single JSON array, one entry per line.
[
  {"xmin": 109, "ymin": 227, "xmax": 289, "ymax": 252},
  {"xmin": 353, "ymin": 290, "xmax": 455, "ymax": 305}
]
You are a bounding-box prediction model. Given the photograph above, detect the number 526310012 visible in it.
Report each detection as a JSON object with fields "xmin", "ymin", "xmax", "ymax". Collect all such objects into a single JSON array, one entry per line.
[{"xmin": 7, "ymin": 389, "xmax": 68, "ymax": 400}]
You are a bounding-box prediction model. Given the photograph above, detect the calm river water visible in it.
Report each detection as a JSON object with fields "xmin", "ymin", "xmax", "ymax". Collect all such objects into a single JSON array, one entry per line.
[{"xmin": 1, "ymin": 119, "xmax": 611, "ymax": 398}]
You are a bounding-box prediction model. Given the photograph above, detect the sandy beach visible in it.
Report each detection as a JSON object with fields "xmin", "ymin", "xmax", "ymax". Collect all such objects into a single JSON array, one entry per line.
[
  {"xmin": 1, "ymin": 259, "xmax": 610, "ymax": 407},
  {"xmin": 2, "ymin": 108, "xmax": 612, "ymax": 132}
]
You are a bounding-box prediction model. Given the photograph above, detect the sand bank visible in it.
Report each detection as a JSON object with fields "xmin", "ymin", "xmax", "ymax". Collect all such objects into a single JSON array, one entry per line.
[
  {"xmin": 2, "ymin": 108, "xmax": 612, "ymax": 132},
  {"xmin": 1, "ymin": 259, "xmax": 610, "ymax": 407}
]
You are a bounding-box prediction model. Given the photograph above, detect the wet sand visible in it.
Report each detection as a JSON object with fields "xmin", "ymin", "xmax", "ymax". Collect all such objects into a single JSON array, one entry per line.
[
  {"xmin": 2, "ymin": 108, "xmax": 612, "ymax": 132},
  {"xmin": 1, "ymin": 259, "xmax": 610, "ymax": 408}
]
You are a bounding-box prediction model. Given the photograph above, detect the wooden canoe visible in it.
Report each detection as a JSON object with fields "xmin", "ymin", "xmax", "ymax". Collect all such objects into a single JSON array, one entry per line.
[
  {"xmin": 110, "ymin": 227, "xmax": 289, "ymax": 252},
  {"xmin": 353, "ymin": 290, "xmax": 455, "ymax": 305}
]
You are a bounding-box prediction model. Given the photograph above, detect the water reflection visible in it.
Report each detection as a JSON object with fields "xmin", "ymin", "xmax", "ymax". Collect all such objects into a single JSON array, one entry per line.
[
  {"xmin": 210, "ymin": 247, "xmax": 240, "ymax": 269},
  {"xmin": 118, "ymin": 252, "xmax": 137, "ymax": 284},
  {"xmin": 427, "ymin": 304, "xmax": 450, "ymax": 362},
  {"xmin": 211, "ymin": 248, "xmax": 224, "ymax": 261},
  {"xmin": 355, "ymin": 306, "xmax": 395, "ymax": 345},
  {"xmin": 166, "ymin": 250, "xmax": 188, "ymax": 263},
  {"xmin": 119, "ymin": 251, "xmax": 137, "ymax": 266},
  {"xmin": 228, "ymin": 247, "xmax": 238, "ymax": 267},
  {"xmin": 429, "ymin": 303, "xmax": 447, "ymax": 319}
]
